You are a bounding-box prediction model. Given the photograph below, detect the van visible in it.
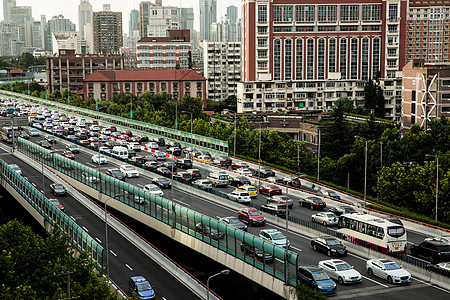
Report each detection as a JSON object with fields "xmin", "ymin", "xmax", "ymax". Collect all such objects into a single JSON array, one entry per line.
[
  {"xmin": 111, "ymin": 146, "xmax": 129, "ymax": 160},
  {"xmin": 207, "ymin": 172, "xmax": 229, "ymax": 187}
]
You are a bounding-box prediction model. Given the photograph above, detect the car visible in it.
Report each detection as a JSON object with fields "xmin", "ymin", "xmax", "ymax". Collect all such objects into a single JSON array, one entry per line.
[
  {"xmin": 282, "ymin": 176, "xmax": 302, "ymax": 188},
  {"xmin": 130, "ymin": 156, "xmax": 145, "ymax": 165},
  {"xmin": 175, "ymin": 158, "xmax": 192, "ymax": 169},
  {"xmin": 156, "ymin": 167, "xmax": 171, "ymax": 176},
  {"xmin": 240, "ymin": 242, "xmax": 273, "ymax": 262},
  {"xmin": 235, "ymin": 168, "xmax": 252, "ymax": 176},
  {"xmin": 67, "ymin": 135, "xmax": 77, "ymax": 141},
  {"xmin": 106, "ymin": 168, "xmax": 125, "ymax": 181},
  {"xmin": 28, "ymin": 128, "xmax": 39, "ymax": 136},
  {"xmin": 435, "ymin": 262, "xmax": 450, "ymax": 271},
  {"xmin": 152, "ymin": 177, "xmax": 171, "ymax": 189},
  {"xmin": 254, "ymin": 167, "xmax": 275, "ymax": 178},
  {"xmin": 129, "ymin": 275, "xmax": 155, "ymax": 299},
  {"xmin": 424, "ymin": 236, "xmax": 450, "ymax": 245},
  {"xmin": 173, "ymin": 172, "xmax": 192, "ymax": 183},
  {"xmin": 82, "ymin": 172, "xmax": 99, "ymax": 184},
  {"xmin": 144, "ymin": 184, "xmax": 164, "ymax": 197},
  {"xmin": 146, "ymin": 142, "xmax": 159, "ymax": 149},
  {"xmin": 410, "ymin": 240, "xmax": 450, "ymax": 264},
  {"xmin": 19, "ymin": 131, "xmax": 29, "ymax": 139},
  {"xmin": 91, "ymin": 154, "xmax": 107, "ymax": 164},
  {"xmin": 45, "ymin": 135, "xmax": 56, "ymax": 144},
  {"xmin": 238, "ymin": 208, "xmax": 266, "ymax": 226},
  {"xmin": 101, "ymin": 128, "xmax": 111, "ymax": 135},
  {"xmin": 144, "ymin": 161, "xmax": 160, "ymax": 170},
  {"xmin": 319, "ymin": 189, "xmax": 341, "ymax": 200},
  {"xmin": 49, "ymin": 198, "xmax": 65, "ymax": 212},
  {"xmin": 311, "ymin": 212, "xmax": 339, "ymax": 226},
  {"xmin": 311, "ymin": 236, "xmax": 347, "ymax": 257},
  {"xmin": 128, "ymin": 149, "xmax": 137, "ymax": 158},
  {"xmin": 62, "ymin": 151, "xmax": 75, "ymax": 160},
  {"xmin": 9, "ymin": 164, "xmax": 22, "ymax": 175},
  {"xmin": 227, "ymin": 190, "xmax": 251, "ymax": 203},
  {"xmin": 166, "ymin": 147, "xmax": 181, "ymax": 157},
  {"xmin": 80, "ymin": 139, "xmax": 90, "ymax": 146},
  {"xmin": 197, "ymin": 155, "xmax": 212, "ymax": 163},
  {"xmin": 122, "ymin": 129, "xmax": 132, "ymax": 137},
  {"xmin": 39, "ymin": 140, "xmax": 51, "ymax": 149},
  {"xmin": 127, "ymin": 142, "xmax": 141, "ymax": 151},
  {"xmin": 260, "ymin": 229, "xmax": 290, "ymax": 248},
  {"xmin": 66, "ymin": 144, "xmax": 79, "ymax": 153},
  {"xmin": 266, "ymin": 176, "xmax": 284, "ymax": 184},
  {"xmin": 195, "ymin": 223, "xmax": 224, "ymax": 240},
  {"xmin": 108, "ymin": 126, "xmax": 117, "ymax": 132},
  {"xmin": 99, "ymin": 146, "xmax": 111, "ymax": 154},
  {"xmin": 297, "ymin": 265, "xmax": 337, "ymax": 294},
  {"xmin": 219, "ymin": 217, "xmax": 247, "ymax": 231},
  {"xmin": 162, "ymin": 162, "xmax": 177, "ymax": 172},
  {"xmin": 154, "ymin": 151, "xmax": 166, "ymax": 161},
  {"xmin": 259, "ymin": 184, "xmax": 282, "ymax": 196},
  {"xmin": 120, "ymin": 165, "xmax": 140, "ymax": 178},
  {"xmin": 299, "ymin": 196, "xmax": 326, "ymax": 210},
  {"xmin": 229, "ymin": 175, "xmax": 251, "ymax": 187},
  {"xmin": 231, "ymin": 160, "xmax": 249, "ymax": 170},
  {"xmin": 267, "ymin": 195, "xmax": 294, "ymax": 208},
  {"xmin": 366, "ymin": 258, "xmax": 411, "ymax": 284},
  {"xmin": 211, "ymin": 157, "xmax": 229, "ymax": 168},
  {"xmin": 260, "ymin": 203, "xmax": 288, "ymax": 218},
  {"xmin": 237, "ymin": 185, "xmax": 258, "ymax": 198},
  {"xmin": 157, "ymin": 138, "xmax": 165, "ymax": 146},
  {"xmin": 193, "ymin": 179, "xmax": 212, "ymax": 190},
  {"xmin": 49, "ymin": 183, "xmax": 66, "ymax": 196},
  {"xmin": 186, "ymin": 169, "xmax": 202, "ymax": 180},
  {"xmin": 329, "ymin": 205, "xmax": 357, "ymax": 215},
  {"xmin": 318, "ymin": 259, "xmax": 362, "ymax": 284}
]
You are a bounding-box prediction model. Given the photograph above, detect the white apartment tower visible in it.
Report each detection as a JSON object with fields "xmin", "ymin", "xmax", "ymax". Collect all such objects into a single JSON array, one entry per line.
[
  {"xmin": 78, "ymin": 0, "xmax": 92, "ymax": 40},
  {"xmin": 200, "ymin": 0, "xmax": 217, "ymax": 41}
]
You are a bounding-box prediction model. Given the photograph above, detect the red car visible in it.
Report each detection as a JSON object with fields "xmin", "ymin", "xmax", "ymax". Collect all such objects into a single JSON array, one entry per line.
[
  {"xmin": 259, "ymin": 185, "xmax": 282, "ymax": 196},
  {"xmin": 62, "ymin": 151, "xmax": 75, "ymax": 159},
  {"xmin": 122, "ymin": 130, "xmax": 132, "ymax": 137},
  {"xmin": 108, "ymin": 126, "xmax": 117, "ymax": 132},
  {"xmin": 49, "ymin": 198, "xmax": 65, "ymax": 212},
  {"xmin": 238, "ymin": 208, "xmax": 266, "ymax": 226},
  {"xmin": 80, "ymin": 140, "xmax": 90, "ymax": 146},
  {"xmin": 232, "ymin": 160, "xmax": 249, "ymax": 170}
]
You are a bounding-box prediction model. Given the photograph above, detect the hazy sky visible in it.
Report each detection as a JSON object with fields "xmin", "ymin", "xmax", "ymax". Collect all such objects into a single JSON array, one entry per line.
[{"xmin": 8, "ymin": 0, "xmax": 240, "ymax": 33}]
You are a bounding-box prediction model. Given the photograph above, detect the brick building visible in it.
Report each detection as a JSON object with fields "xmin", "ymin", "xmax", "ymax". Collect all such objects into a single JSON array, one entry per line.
[{"xmin": 81, "ymin": 69, "xmax": 207, "ymax": 106}]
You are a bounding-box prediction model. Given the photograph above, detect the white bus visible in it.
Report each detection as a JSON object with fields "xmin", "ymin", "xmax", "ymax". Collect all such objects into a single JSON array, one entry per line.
[{"xmin": 337, "ymin": 214, "xmax": 407, "ymax": 254}]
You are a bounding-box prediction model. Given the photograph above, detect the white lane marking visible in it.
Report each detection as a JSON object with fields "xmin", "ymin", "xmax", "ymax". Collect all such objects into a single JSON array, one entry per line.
[
  {"xmin": 361, "ymin": 275, "xmax": 389, "ymax": 287},
  {"xmin": 86, "ymin": 162, "xmax": 97, "ymax": 167},
  {"xmin": 110, "ymin": 250, "xmax": 117, "ymax": 257},
  {"xmin": 82, "ymin": 226, "xmax": 89, "ymax": 232},
  {"xmin": 125, "ymin": 264, "xmax": 133, "ymax": 271},
  {"xmin": 24, "ymin": 176, "xmax": 29, "ymax": 181},
  {"xmin": 31, "ymin": 183, "xmax": 36, "ymax": 186},
  {"xmin": 172, "ymin": 198, "xmax": 191, "ymax": 206},
  {"xmin": 290, "ymin": 246, "xmax": 302, "ymax": 252},
  {"xmin": 40, "ymin": 190, "xmax": 44, "ymax": 193},
  {"xmin": 412, "ymin": 277, "xmax": 450, "ymax": 294},
  {"xmin": 95, "ymin": 237, "xmax": 102, "ymax": 244},
  {"xmin": 70, "ymin": 216, "xmax": 76, "ymax": 221}
]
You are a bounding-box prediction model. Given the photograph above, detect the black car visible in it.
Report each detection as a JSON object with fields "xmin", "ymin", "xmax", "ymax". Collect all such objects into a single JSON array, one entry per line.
[
  {"xmin": 311, "ymin": 236, "xmax": 347, "ymax": 257},
  {"xmin": 329, "ymin": 206, "xmax": 357, "ymax": 216},
  {"xmin": 140, "ymin": 136, "xmax": 149, "ymax": 143},
  {"xmin": 219, "ymin": 217, "xmax": 247, "ymax": 231},
  {"xmin": 260, "ymin": 203, "xmax": 288, "ymax": 218},
  {"xmin": 283, "ymin": 176, "xmax": 302, "ymax": 188},
  {"xmin": 152, "ymin": 177, "xmax": 171, "ymax": 189},
  {"xmin": 156, "ymin": 167, "xmax": 171, "ymax": 176},
  {"xmin": 299, "ymin": 197, "xmax": 326, "ymax": 210},
  {"xmin": 39, "ymin": 140, "xmax": 51, "ymax": 149},
  {"xmin": 254, "ymin": 168, "xmax": 276, "ymax": 178},
  {"xmin": 186, "ymin": 169, "xmax": 202, "ymax": 180},
  {"xmin": 128, "ymin": 149, "xmax": 137, "ymax": 159},
  {"xmin": 157, "ymin": 138, "xmax": 165, "ymax": 146},
  {"xmin": 163, "ymin": 162, "xmax": 177, "ymax": 172},
  {"xmin": 173, "ymin": 172, "xmax": 192, "ymax": 183},
  {"xmin": 49, "ymin": 183, "xmax": 66, "ymax": 196},
  {"xmin": 410, "ymin": 240, "xmax": 450, "ymax": 264},
  {"xmin": 130, "ymin": 156, "xmax": 145, "ymax": 165},
  {"xmin": 229, "ymin": 175, "xmax": 251, "ymax": 187},
  {"xmin": 175, "ymin": 158, "xmax": 192, "ymax": 169},
  {"xmin": 211, "ymin": 158, "xmax": 229, "ymax": 168},
  {"xmin": 19, "ymin": 131, "xmax": 29, "ymax": 139},
  {"xmin": 166, "ymin": 147, "xmax": 181, "ymax": 157},
  {"xmin": 195, "ymin": 223, "xmax": 224, "ymax": 240},
  {"xmin": 240, "ymin": 242, "xmax": 273, "ymax": 262},
  {"xmin": 106, "ymin": 168, "xmax": 125, "ymax": 181}
]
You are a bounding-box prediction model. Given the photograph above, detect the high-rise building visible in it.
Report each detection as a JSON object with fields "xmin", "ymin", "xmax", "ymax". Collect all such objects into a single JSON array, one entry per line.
[
  {"xmin": 239, "ymin": 0, "xmax": 407, "ymax": 120},
  {"xmin": 78, "ymin": 0, "xmax": 92, "ymax": 40},
  {"xmin": 139, "ymin": 1, "xmax": 178, "ymax": 38},
  {"xmin": 129, "ymin": 9, "xmax": 139, "ymax": 37},
  {"xmin": 92, "ymin": 8, "xmax": 123, "ymax": 54},
  {"xmin": 200, "ymin": 0, "xmax": 217, "ymax": 41},
  {"xmin": 139, "ymin": 1, "xmax": 163, "ymax": 38},
  {"xmin": 179, "ymin": 7, "xmax": 194, "ymax": 37},
  {"xmin": 10, "ymin": 5, "xmax": 33, "ymax": 47},
  {"xmin": 0, "ymin": 21, "xmax": 25, "ymax": 56},
  {"xmin": 3, "ymin": 0, "xmax": 16, "ymax": 23},
  {"xmin": 227, "ymin": 5, "xmax": 238, "ymax": 24},
  {"xmin": 210, "ymin": 15, "xmax": 240, "ymax": 42}
]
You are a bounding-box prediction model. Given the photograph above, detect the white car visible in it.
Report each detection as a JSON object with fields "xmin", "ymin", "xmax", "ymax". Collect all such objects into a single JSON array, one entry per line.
[
  {"xmin": 91, "ymin": 154, "xmax": 107, "ymax": 164},
  {"xmin": 227, "ymin": 190, "xmax": 251, "ymax": 203},
  {"xmin": 146, "ymin": 142, "xmax": 159, "ymax": 149},
  {"xmin": 66, "ymin": 144, "xmax": 80, "ymax": 153},
  {"xmin": 436, "ymin": 262, "xmax": 450, "ymax": 271},
  {"xmin": 99, "ymin": 146, "xmax": 111, "ymax": 153},
  {"xmin": 366, "ymin": 259, "xmax": 411, "ymax": 284},
  {"xmin": 424, "ymin": 236, "xmax": 450, "ymax": 245},
  {"xmin": 101, "ymin": 128, "xmax": 111, "ymax": 135},
  {"xmin": 311, "ymin": 212, "xmax": 339, "ymax": 226},
  {"xmin": 9, "ymin": 164, "xmax": 22, "ymax": 175},
  {"xmin": 90, "ymin": 125, "xmax": 100, "ymax": 131},
  {"xmin": 235, "ymin": 168, "xmax": 252, "ymax": 176},
  {"xmin": 128, "ymin": 142, "xmax": 141, "ymax": 151},
  {"xmin": 319, "ymin": 259, "xmax": 362, "ymax": 284},
  {"xmin": 119, "ymin": 165, "xmax": 140, "ymax": 178},
  {"xmin": 144, "ymin": 184, "xmax": 164, "ymax": 197}
]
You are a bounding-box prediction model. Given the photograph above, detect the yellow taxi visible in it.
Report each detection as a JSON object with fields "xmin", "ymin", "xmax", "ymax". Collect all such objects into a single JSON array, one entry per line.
[
  {"xmin": 237, "ymin": 185, "xmax": 258, "ymax": 198},
  {"xmin": 197, "ymin": 155, "xmax": 212, "ymax": 163}
]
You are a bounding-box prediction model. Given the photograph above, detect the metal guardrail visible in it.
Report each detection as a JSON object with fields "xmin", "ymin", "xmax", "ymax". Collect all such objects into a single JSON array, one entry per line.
[
  {"xmin": 0, "ymin": 159, "xmax": 104, "ymax": 269},
  {"xmin": 0, "ymin": 90, "xmax": 229, "ymax": 156}
]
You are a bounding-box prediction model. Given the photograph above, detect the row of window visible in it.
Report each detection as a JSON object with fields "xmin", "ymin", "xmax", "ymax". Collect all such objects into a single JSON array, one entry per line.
[
  {"xmin": 271, "ymin": 25, "xmax": 382, "ymax": 33},
  {"xmin": 138, "ymin": 45, "xmax": 190, "ymax": 50},
  {"xmin": 90, "ymin": 81, "xmax": 202, "ymax": 92}
]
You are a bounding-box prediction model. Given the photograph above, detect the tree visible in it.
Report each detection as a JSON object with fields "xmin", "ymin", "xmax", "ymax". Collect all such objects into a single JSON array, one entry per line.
[
  {"xmin": 364, "ymin": 78, "xmax": 385, "ymax": 118},
  {"xmin": 17, "ymin": 52, "xmax": 35, "ymax": 69},
  {"xmin": 292, "ymin": 284, "xmax": 328, "ymax": 300}
]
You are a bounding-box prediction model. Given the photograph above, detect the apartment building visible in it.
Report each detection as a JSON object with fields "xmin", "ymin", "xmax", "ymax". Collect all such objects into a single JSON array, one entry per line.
[
  {"xmin": 92, "ymin": 9, "xmax": 123, "ymax": 54},
  {"xmin": 46, "ymin": 49, "xmax": 124, "ymax": 94},
  {"xmin": 239, "ymin": 0, "xmax": 407, "ymax": 120},
  {"xmin": 203, "ymin": 41, "xmax": 241, "ymax": 102},
  {"xmin": 137, "ymin": 29, "xmax": 191, "ymax": 70}
]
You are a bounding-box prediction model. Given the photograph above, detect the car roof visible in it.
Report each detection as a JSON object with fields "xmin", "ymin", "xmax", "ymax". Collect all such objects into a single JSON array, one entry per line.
[
  {"xmin": 299, "ymin": 265, "xmax": 323, "ymax": 272},
  {"xmin": 261, "ymin": 229, "xmax": 281, "ymax": 234},
  {"xmin": 426, "ymin": 240, "xmax": 449, "ymax": 245}
]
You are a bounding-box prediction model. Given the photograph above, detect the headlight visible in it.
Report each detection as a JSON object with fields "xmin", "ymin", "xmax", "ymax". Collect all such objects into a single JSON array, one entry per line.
[{"xmin": 331, "ymin": 249, "xmax": 337, "ymax": 252}]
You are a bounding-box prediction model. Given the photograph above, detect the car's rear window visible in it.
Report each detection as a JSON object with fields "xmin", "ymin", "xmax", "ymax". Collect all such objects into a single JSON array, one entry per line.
[{"xmin": 438, "ymin": 245, "xmax": 450, "ymax": 252}]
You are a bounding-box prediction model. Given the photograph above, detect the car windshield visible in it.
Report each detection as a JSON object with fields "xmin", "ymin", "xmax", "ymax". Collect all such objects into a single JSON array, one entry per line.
[
  {"xmin": 384, "ymin": 262, "xmax": 401, "ymax": 270},
  {"xmin": 387, "ymin": 226, "xmax": 405, "ymax": 238},
  {"xmin": 325, "ymin": 213, "xmax": 336, "ymax": 218},
  {"xmin": 329, "ymin": 191, "xmax": 339, "ymax": 197},
  {"xmin": 136, "ymin": 282, "xmax": 152, "ymax": 291},
  {"xmin": 326, "ymin": 239, "xmax": 341, "ymax": 246},
  {"xmin": 312, "ymin": 198, "xmax": 323, "ymax": 203},
  {"xmin": 111, "ymin": 170, "xmax": 121, "ymax": 176},
  {"xmin": 123, "ymin": 166, "xmax": 134, "ymax": 170},
  {"xmin": 271, "ymin": 232, "xmax": 285, "ymax": 240},
  {"xmin": 336, "ymin": 263, "xmax": 352, "ymax": 271},
  {"xmin": 159, "ymin": 178, "xmax": 169, "ymax": 183},
  {"xmin": 54, "ymin": 184, "xmax": 64, "ymax": 189},
  {"xmin": 247, "ymin": 187, "xmax": 256, "ymax": 191},
  {"xmin": 248, "ymin": 210, "xmax": 261, "ymax": 216},
  {"xmin": 312, "ymin": 271, "xmax": 330, "ymax": 281}
]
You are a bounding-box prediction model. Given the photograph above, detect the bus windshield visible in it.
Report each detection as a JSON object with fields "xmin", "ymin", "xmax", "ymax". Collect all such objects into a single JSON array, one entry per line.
[{"xmin": 387, "ymin": 226, "xmax": 405, "ymax": 238}]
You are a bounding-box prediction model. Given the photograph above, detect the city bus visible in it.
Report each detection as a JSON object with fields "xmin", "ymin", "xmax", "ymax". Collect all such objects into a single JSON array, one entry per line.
[
  {"xmin": 337, "ymin": 213, "xmax": 407, "ymax": 254},
  {"xmin": 0, "ymin": 102, "xmax": 15, "ymax": 114},
  {"xmin": 0, "ymin": 127, "xmax": 18, "ymax": 143}
]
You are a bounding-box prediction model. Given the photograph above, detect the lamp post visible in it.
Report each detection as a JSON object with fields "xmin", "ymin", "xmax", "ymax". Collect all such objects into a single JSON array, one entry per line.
[
  {"xmin": 258, "ymin": 124, "xmax": 262, "ymax": 187},
  {"xmin": 355, "ymin": 136, "xmax": 368, "ymax": 208},
  {"xmin": 229, "ymin": 110, "xmax": 237, "ymax": 156},
  {"xmin": 317, "ymin": 129, "xmax": 321, "ymax": 182},
  {"xmin": 426, "ymin": 154, "xmax": 439, "ymax": 221},
  {"xmin": 41, "ymin": 150, "xmax": 60, "ymax": 195},
  {"xmin": 105, "ymin": 194, "xmax": 121, "ymax": 282},
  {"xmin": 181, "ymin": 110, "xmax": 193, "ymax": 136},
  {"xmin": 206, "ymin": 269, "xmax": 230, "ymax": 300}
]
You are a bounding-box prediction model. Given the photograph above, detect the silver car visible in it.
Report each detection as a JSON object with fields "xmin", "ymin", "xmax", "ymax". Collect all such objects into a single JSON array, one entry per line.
[{"xmin": 311, "ymin": 212, "xmax": 338, "ymax": 226}]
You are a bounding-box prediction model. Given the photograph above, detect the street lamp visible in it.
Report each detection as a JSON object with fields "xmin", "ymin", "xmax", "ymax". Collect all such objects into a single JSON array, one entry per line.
[
  {"xmin": 229, "ymin": 110, "xmax": 237, "ymax": 157},
  {"xmin": 181, "ymin": 110, "xmax": 193, "ymax": 136},
  {"xmin": 426, "ymin": 154, "xmax": 439, "ymax": 221},
  {"xmin": 104, "ymin": 194, "xmax": 121, "ymax": 282},
  {"xmin": 317, "ymin": 129, "xmax": 321, "ymax": 182},
  {"xmin": 355, "ymin": 136, "xmax": 368, "ymax": 208},
  {"xmin": 206, "ymin": 269, "xmax": 230, "ymax": 300},
  {"xmin": 255, "ymin": 123, "xmax": 263, "ymax": 186}
]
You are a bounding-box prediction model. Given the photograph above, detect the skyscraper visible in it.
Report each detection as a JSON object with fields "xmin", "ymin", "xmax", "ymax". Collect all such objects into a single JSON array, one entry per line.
[
  {"xmin": 227, "ymin": 5, "xmax": 238, "ymax": 24},
  {"xmin": 92, "ymin": 8, "xmax": 123, "ymax": 54},
  {"xmin": 3, "ymin": 0, "xmax": 16, "ymax": 23},
  {"xmin": 200, "ymin": 0, "xmax": 216, "ymax": 41},
  {"xmin": 129, "ymin": 9, "xmax": 139, "ymax": 37},
  {"xmin": 179, "ymin": 7, "xmax": 194, "ymax": 37},
  {"xmin": 78, "ymin": 0, "xmax": 92, "ymax": 40}
]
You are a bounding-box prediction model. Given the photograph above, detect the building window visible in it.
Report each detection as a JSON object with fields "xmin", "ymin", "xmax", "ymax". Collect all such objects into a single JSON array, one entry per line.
[
  {"xmin": 125, "ymin": 83, "xmax": 130, "ymax": 91},
  {"xmin": 329, "ymin": 38, "xmax": 336, "ymax": 73},
  {"xmin": 258, "ymin": 50, "xmax": 267, "ymax": 58},
  {"xmin": 101, "ymin": 93, "xmax": 106, "ymax": 100},
  {"xmin": 161, "ymin": 83, "xmax": 167, "ymax": 90},
  {"xmin": 258, "ymin": 5, "xmax": 267, "ymax": 23},
  {"xmin": 88, "ymin": 84, "xmax": 93, "ymax": 91},
  {"xmin": 340, "ymin": 38, "xmax": 347, "ymax": 79},
  {"xmin": 197, "ymin": 92, "xmax": 202, "ymax": 98},
  {"xmin": 113, "ymin": 83, "xmax": 118, "ymax": 91},
  {"xmin": 361, "ymin": 38, "xmax": 369, "ymax": 80},
  {"xmin": 341, "ymin": 5, "xmax": 349, "ymax": 21},
  {"xmin": 350, "ymin": 38, "xmax": 358, "ymax": 79},
  {"xmin": 296, "ymin": 6, "xmax": 315, "ymax": 22},
  {"xmin": 306, "ymin": 39, "xmax": 314, "ymax": 80},
  {"xmin": 285, "ymin": 39, "xmax": 292, "ymax": 80},
  {"xmin": 318, "ymin": 6, "xmax": 327, "ymax": 22},
  {"xmin": 296, "ymin": 39, "xmax": 303, "ymax": 80},
  {"xmin": 258, "ymin": 39, "xmax": 267, "ymax": 47},
  {"xmin": 137, "ymin": 83, "xmax": 143, "ymax": 90},
  {"xmin": 149, "ymin": 83, "xmax": 155, "ymax": 90},
  {"xmin": 372, "ymin": 37, "xmax": 380, "ymax": 77},
  {"xmin": 257, "ymin": 26, "xmax": 267, "ymax": 34},
  {"xmin": 274, "ymin": 39, "xmax": 281, "ymax": 80},
  {"xmin": 197, "ymin": 82, "xmax": 202, "ymax": 89},
  {"xmin": 185, "ymin": 82, "xmax": 190, "ymax": 90},
  {"xmin": 274, "ymin": 6, "xmax": 283, "ymax": 22},
  {"xmin": 101, "ymin": 83, "xmax": 106, "ymax": 91},
  {"xmin": 389, "ymin": 3, "xmax": 398, "ymax": 20},
  {"xmin": 284, "ymin": 6, "xmax": 292, "ymax": 22},
  {"xmin": 318, "ymin": 38, "xmax": 325, "ymax": 80}
]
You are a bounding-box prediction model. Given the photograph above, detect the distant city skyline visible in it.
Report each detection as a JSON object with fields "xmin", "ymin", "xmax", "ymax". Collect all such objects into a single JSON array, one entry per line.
[{"xmin": 6, "ymin": 0, "xmax": 240, "ymax": 34}]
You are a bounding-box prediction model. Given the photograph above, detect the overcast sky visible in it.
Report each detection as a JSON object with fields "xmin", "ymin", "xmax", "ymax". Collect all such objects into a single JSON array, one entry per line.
[{"xmin": 8, "ymin": 0, "xmax": 240, "ymax": 33}]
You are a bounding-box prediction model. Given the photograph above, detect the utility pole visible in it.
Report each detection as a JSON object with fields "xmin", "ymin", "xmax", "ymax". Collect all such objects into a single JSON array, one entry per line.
[{"xmin": 55, "ymin": 271, "xmax": 78, "ymax": 300}]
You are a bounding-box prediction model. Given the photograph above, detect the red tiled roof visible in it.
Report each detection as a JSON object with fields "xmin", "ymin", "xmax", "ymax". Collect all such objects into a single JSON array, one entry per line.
[{"xmin": 84, "ymin": 69, "xmax": 206, "ymax": 82}]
